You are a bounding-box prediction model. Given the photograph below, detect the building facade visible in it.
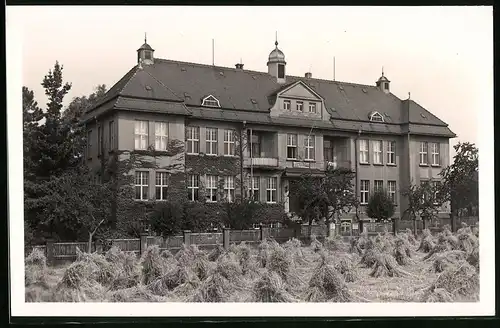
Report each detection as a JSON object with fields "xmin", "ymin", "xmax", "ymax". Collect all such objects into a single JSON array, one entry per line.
[{"xmin": 82, "ymin": 38, "xmax": 456, "ymax": 226}]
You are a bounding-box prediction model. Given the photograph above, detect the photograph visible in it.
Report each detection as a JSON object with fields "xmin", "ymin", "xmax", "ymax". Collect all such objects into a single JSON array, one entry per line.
[{"xmin": 7, "ymin": 4, "xmax": 494, "ymax": 318}]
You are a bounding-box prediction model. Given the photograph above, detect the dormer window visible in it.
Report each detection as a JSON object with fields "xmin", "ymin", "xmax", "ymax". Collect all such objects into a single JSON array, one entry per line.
[
  {"xmin": 369, "ymin": 111, "xmax": 384, "ymax": 122},
  {"xmin": 202, "ymin": 95, "xmax": 221, "ymax": 108}
]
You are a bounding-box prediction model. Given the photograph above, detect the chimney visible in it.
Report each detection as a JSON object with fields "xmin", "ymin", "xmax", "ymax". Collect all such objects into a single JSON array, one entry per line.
[
  {"xmin": 305, "ymin": 72, "xmax": 312, "ymax": 78},
  {"xmin": 235, "ymin": 63, "xmax": 244, "ymax": 70}
]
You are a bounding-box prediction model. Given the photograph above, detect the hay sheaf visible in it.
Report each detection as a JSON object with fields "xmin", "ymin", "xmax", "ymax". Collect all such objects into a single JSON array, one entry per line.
[
  {"xmin": 208, "ymin": 245, "xmax": 225, "ymax": 262},
  {"xmin": 370, "ymin": 253, "xmax": 407, "ymax": 278},
  {"xmin": 393, "ymin": 238, "xmax": 413, "ymax": 266},
  {"xmin": 333, "ymin": 254, "xmax": 359, "ymax": 282},
  {"xmin": 305, "ymin": 262, "xmax": 353, "ymax": 302},
  {"xmin": 189, "ymin": 272, "xmax": 236, "ymax": 302},
  {"xmin": 252, "ymin": 270, "xmax": 298, "ymax": 302},
  {"xmin": 108, "ymin": 285, "xmax": 164, "ymax": 302},
  {"xmin": 310, "ymin": 235, "xmax": 323, "ymax": 253},
  {"xmin": 324, "ymin": 235, "xmax": 348, "ymax": 253},
  {"xmin": 54, "ymin": 260, "xmax": 107, "ymax": 302},
  {"xmin": 466, "ymin": 246, "xmax": 479, "ymax": 272},
  {"xmin": 418, "ymin": 236, "xmax": 435, "ymax": 253},
  {"xmin": 430, "ymin": 250, "xmax": 467, "ymax": 273},
  {"xmin": 457, "ymin": 233, "xmax": 478, "ymax": 254},
  {"xmin": 360, "ymin": 239, "xmax": 381, "ymax": 268},
  {"xmin": 26, "ymin": 248, "xmax": 47, "ymax": 268},
  {"xmin": 175, "ymin": 244, "xmax": 203, "ymax": 267},
  {"xmin": 140, "ymin": 246, "xmax": 171, "ymax": 285}
]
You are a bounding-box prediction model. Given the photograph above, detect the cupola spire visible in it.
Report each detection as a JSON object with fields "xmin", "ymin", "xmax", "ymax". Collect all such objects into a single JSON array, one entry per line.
[
  {"xmin": 267, "ymin": 32, "xmax": 286, "ymax": 84},
  {"xmin": 137, "ymin": 33, "xmax": 155, "ymax": 66},
  {"xmin": 376, "ymin": 66, "xmax": 390, "ymax": 94}
]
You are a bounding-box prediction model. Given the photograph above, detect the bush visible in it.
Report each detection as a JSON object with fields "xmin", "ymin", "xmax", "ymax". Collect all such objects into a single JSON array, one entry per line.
[
  {"xmin": 223, "ymin": 199, "xmax": 261, "ymax": 230},
  {"xmin": 366, "ymin": 190, "xmax": 395, "ymax": 222},
  {"xmin": 149, "ymin": 201, "xmax": 185, "ymax": 236}
]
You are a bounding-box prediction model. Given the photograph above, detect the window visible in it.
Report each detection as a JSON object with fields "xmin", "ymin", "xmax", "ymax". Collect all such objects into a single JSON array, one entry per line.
[
  {"xmin": 387, "ymin": 141, "xmax": 396, "ymax": 164},
  {"xmin": 419, "ymin": 142, "xmax": 428, "ymax": 165},
  {"xmin": 278, "ymin": 64, "xmax": 285, "ymax": 79},
  {"xmin": 384, "ymin": 83, "xmax": 389, "ymax": 90},
  {"xmin": 360, "ymin": 180, "xmax": 370, "ymax": 205},
  {"xmin": 155, "ymin": 172, "xmax": 168, "ymax": 200},
  {"xmin": 359, "ymin": 139, "xmax": 369, "ymax": 164},
  {"xmin": 431, "ymin": 143, "xmax": 440, "ymax": 166},
  {"xmin": 154, "ymin": 122, "xmax": 168, "ymax": 151},
  {"xmin": 432, "ymin": 181, "xmax": 440, "ymax": 205},
  {"xmin": 266, "ymin": 177, "xmax": 277, "ymax": 203},
  {"xmin": 388, "ymin": 181, "xmax": 396, "ymax": 204},
  {"xmin": 224, "ymin": 129, "xmax": 235, "ymax": 156},
  {"xmin": 205, "ymin": 175, "xmax": 218, "ymax": 202},
  {"xmin": 206, "ymin": 128, "xmax": 218, "ymax": 155},
  {"xmin": 296, "ymin": 101, "xmax": 304, "ymax": 112},
  {"xmin": 87, "ymin": 130, "xmax": 92, "ymax": 158},
  {"xmin": 373, "ymin": 140, "xmax": 382, "ymax": 164},
  {"xmin": 97, "ymin": 126, "xmax": 102, "ymax": 155},
  {"xmin": 186, "ymin": 126, "xmax": 200, "ymax": 154},
  {"xmin": 374, "ymin": 180, "xmax": 384, "ymax": 193},
  {"xmin": 135, "ymin": 171, "xmax": 149, "ymax": 200},
  {"xmin": 305, "ymin": 135, "xmax": 315, "ymax": 161},
  {"xmin": 250, "ymin": 133, "xmax": 260, "ymax": 158},
  {"xmin": 224, "ymin": 176, "xmax": 235, "ymax": 203},
  {"xmin": 134, "ymin": 121, "xmax": 148, "ymax": 150},
  {"xmin": 283, "ymin": 100, "xmax": 291, "ymax": 111},
  {"xmin": 202, "ymin": 95, "xmax": 220, "ymax": 107},
  {"xmin": 287, "ymin": 134, "xmax": 297, "ymax": 159},
  {"xmin": 187, "ymin": 175, "xmax": 199, "ymax": 201},
  {"xmin": 324, "ymin": 139, "xmax": 333, "ymax": 163},
  {"xmin": 109, "ymin": 121, "xmax": 115, "ymax": 151},
  {"xmin": 144, "ymin": 51, "xmax": 152, "ymax": 60},
  {"xmin": 369, "ymin": 112, "xmax": 384, "ymax": 122},
  {"xmin": 309, "ymin": 103, "xmax": 317, "ymax": 113},
  {"xmin": 249, "ymin": 176, "xmax": 259, "ymax": 201}
]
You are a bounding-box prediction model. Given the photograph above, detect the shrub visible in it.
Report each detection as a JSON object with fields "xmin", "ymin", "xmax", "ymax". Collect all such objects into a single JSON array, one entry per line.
[
  {"xmin": 223, "ymin": 199, "xmax": 261, "ymax": 230},
  {"xmin": 366, "ymin": 190, "xmax": 395, "ymax": 222},
  {"xmin": 149, "ymin": 201, "xmax": 185, "ymax": 236}
]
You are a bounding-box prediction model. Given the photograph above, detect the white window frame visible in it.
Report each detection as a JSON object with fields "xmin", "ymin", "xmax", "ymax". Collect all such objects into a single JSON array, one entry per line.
[
  {"xmin": 388, "ymin": 180, "xmax": 396, "ymax": 204},
  {"xmin": 155, "ymin": 172, "xmax": 169, "ymax": 201},
  {"xmin": 154, "ymin": 122, "xmax": 168, "ymax": 151},
  {"xmin": 296, "ymin": 101, "xmax": 304, "ymax": 112},
  {"xmin": 373, "ymin": 140, "xmax": 382, "ymax": 164},
  {"xmin": 431, "ymin": 142, "xmax": 440, "ymax": 166},
  {"xmin": 359, "ymin": 139, "xmax": 369, "ymax": 164},
  {"xmin": 187, "ymin": 174, "xmax": 199, "ymax": 201},
  {"xmin": 134, "ymin": 120, "xmax": 149, "ymax": 150},
  {"xmin": 308, "ymin": 102, "xmax": 317, "ymax": 113},
  {"xmin": 286, "ymin": 134, "xmax": 298, "ymax": 159},
  {"xmin": 283, "ymin": 100, "xmax": 291, "ymax": 111},
  {"xmin": 186, "ymin": 126, "xmax": 200, "ymax": 154},
  {"xmin": 266, "ymin": 177, "xmax": 277, "ymax": 204},
  {"xmin": 224, "ymin": 129, "xmax": 236, "ymax": 156},
  {"xmin": 369, "ymin": 112, "xmax": 384, "ymax": 122},
  {"xmin": 432, "ymin": 181, "xmax": 440, "ymax": 205},
  {"xmin": 387, "ymin": 141, "xmax": 396, "ymax": 165},
  {"xmin": 305, "ymin": 135, "xmax": 315, "ymax": 161},
  {"xmin": 360, "ymin": 180, "xmax": 369, "ymax": 205},
  {"xmin": 202, "ymin": 95, "xmax": 221, "ymax": 108},
  {"xmin": 135, "ymin": 171, "xmax": 149, "ymax": 201},
  {"xmin": 249, "ymin": 176, "xmax": 259, "ymax": 201},
  {"xmin": 374, "ymin": 180, "xmax": 384, "ymax": 193},
  {"xmin": 206, "ymin": 127, "xmax": 218, "ymax": 155},
  {"xmin": 419, "ymin": 142, "xmax": 428, "ymax": 165},
  {"xmin": 224, "ymin": 176, "xmax": 235, "ymax": 203},
  {"xmin": 205, "ymin": 175, "xmax": 218, "ymax": 203}
]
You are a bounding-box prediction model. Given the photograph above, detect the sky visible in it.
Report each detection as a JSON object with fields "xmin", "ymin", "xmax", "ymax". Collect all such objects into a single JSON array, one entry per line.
[{"xmin": 14, "ymin": 6, "xmax": 492, "ymax": 157}]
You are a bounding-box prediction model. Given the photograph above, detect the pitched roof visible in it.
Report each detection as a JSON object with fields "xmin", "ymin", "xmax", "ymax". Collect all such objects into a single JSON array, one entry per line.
[{"xmin": 88, "ymin": 57, "xmax": 455, "ymax": 138}]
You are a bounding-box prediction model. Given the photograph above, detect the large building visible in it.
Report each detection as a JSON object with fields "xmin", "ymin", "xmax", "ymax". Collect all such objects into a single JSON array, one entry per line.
[{"xmin": 83, "ymin": 37, "xmax": 455, "ymax": 228}]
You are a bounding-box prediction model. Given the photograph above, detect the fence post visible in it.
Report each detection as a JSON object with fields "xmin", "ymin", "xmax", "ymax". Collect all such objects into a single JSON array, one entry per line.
[
  {"xmin": 96, "ymin": 239, "xmax": 103, "ymax": 254},
  {"xmin": 46, "ymin": 239, "xmax": 54, "ymax": 266},
  {"xmin": 260, "ymin": 226, "xmax": 269, "ymax": 241},
  {"xmin": 223, "ymin": 228, "xmax": 230, "ymax": 250},
  {"xmin": 393, "ymin": 218, "xmax": 398, "ymax": 235},
  {"xmin": 183, "ymin": 230, "xmax": 191, "ymax": 246},
  {"xmin": 140, "ymin": 232, "xmax": 148, "ymax": 256}
]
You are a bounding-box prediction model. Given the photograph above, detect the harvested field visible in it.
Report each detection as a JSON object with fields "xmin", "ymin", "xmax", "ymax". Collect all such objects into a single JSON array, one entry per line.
[{"xmin": 25, "ymin": 229, "xmax": 479, "ymax": 303}]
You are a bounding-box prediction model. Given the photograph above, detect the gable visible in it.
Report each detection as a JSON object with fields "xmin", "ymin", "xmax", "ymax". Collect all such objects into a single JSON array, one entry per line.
[{"xmin": 279, "ymin": 81, "xmax": 322, "ymax": 101}]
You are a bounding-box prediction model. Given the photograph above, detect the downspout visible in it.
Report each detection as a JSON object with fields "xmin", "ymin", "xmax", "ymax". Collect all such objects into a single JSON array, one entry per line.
[
  {"xmin": 240, "ymin": 121, "xmax": 246, "ymax": 200},
  {"xmin": 250, "ymin": 128, "xmax": 253, "ymax": 200}
]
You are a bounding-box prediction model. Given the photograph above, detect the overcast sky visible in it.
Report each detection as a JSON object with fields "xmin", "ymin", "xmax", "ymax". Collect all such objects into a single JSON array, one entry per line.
[{"xmin": 13, "ymin": 6, "xmax": 492, "ymax": 156}]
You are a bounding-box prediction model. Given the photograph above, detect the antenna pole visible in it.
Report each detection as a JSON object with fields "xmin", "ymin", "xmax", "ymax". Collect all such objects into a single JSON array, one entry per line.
[{"xmin": 212, "ymin": 39, "xmax": 215, "ymax": 66}]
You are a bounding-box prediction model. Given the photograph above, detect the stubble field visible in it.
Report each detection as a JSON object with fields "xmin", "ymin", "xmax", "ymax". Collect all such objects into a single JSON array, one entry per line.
[{"xmin": 25, "ymin": 225, "xmax": 479, "ymax": 303}]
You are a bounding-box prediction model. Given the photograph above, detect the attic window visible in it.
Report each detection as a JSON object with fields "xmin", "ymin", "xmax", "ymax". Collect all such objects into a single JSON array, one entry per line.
[
  {"xmin": 252, "ymin": 76, "xmax": 257, "ymax": 80},
  {"xmin": 369, "ymin": 111, "xmax": 384, "ymax": 122},
  {"xmin": 145, "ymin": 85, "xmax": 152, "ymax": 91},
  {"xmin": 251, "ymin": 99, "xmax": 258, "ymax": 104},
  {"xmin": 219, "ymin": 72, "xmax": 224, "ymax": 76},
  {"xmin": 181, "ymin": 67, "xmax": 187, "ymax": 72},
  {"xmin": 338, "ymin": 86, "xmax": 344, "ymax": 91},
  {"xmin": 362, "ymin": 88, "xmax": 367, "ymax": 93},
  {"xmin": 202, "ymin": 95, "xmax": 221, "ymax": 108},
  {"xmin": 184, "ymin": 92, "xmax": 191, "ymax": 100},
  {"xmin": 420, "ymin": 113, "xmax": 427, "ymax": 119}
]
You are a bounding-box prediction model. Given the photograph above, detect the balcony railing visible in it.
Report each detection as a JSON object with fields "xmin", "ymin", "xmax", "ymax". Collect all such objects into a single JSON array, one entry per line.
[
  {"xmin": 325, "ymin": 160, "xmax": 351, "ymax": 170},
  {"xmin": 245, "ymin": 157, "xmax": 279, "ymax": 167}
]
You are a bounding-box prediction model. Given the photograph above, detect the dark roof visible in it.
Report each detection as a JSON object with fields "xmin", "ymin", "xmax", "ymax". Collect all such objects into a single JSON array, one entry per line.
[
  {"xmin": 137, "ymin": 43, "xmax": 154, "ymax": 51},
  {"xmin": 87, "ymin": 58, "xmax": 455, "ymax": 138}
]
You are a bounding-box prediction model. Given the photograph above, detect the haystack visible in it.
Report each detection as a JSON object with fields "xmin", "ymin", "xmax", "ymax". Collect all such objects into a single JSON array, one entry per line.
[
  {"xmin": 404, "ymin": 228, "xmax": 418, "ymax": 245},
  {"xmin": 191, "ymin": 255, "xmax": 213, "ymax": 281},
  {"xmin": 349, "ymin": 237, "xmax": 363, "ymax": 255},
  {"xmin": 189, "ymin": 272, "xmax": 235, "ymax": 302},
  {"xmin": 305, "ymin": 260, "xmax": 353, "ymax": 302},
  {"xmin": 25, "ymin": 248, "xmax": 47, "ymax": 268},
  {"xmin": 457, "ymin": 233, "xmax": 478, "ymax": 254},
  {"xmin": 370, "ymin": 253, "xmax": 406, "ymax": 278},
  {"xmin": 283, "ymin": 238, "xmax": 307, "ymax": 266},
  {"xmin": 333, "ymin": 254, "xmax": 359, "ymax": 282},
  {"xmin": 252, "ymin": 270, "xmax": 298, "ymax": 302},
  {"xmin": 53, "ymin": 260, "xmax": 106, "ymax": 302},
  {"xmin": 393, "ymin": 237, "xmax": 413, "ymax": 266},
  {"xmin": 310, "ymin": 235, "xmax": 323, "ymax": 253},
  {"xmin": 175, "ymin": 244, "xmax": 203, "ymax": 267},
  {"xmin": 418, "ymin": 233, "xmax": 435, "ymax": 253},
  {"xmin": 360, "ymin": 239, "xmax": 381, "ymax": 268},
  {"xmin": 430, "ymin": 250, "xmax": 467, "ymax": 273},
  {"xmin": 25, "ymin": 248, "xmax": 49, "ymax": 288},
  {"xmin": 423, "ymin": 260, "xmax": 479, "ymax": 301},
  {"xmin": 208, "ymin": 245, "xmax": 225, "ymax": 262},
  {"xmin": 215, "ymin": 253, "xmax": 243, "ymax": 284},
  {"xmin": 466, "ymin": 246, "xmax": 479, "ymax": 272},
  {"xmin": 324, "ymin": 235, "xmax": 348, "ymax": 252},
  {"xmin": 140, "ymin": 246, "xmax": 170, "ymax": 285}
]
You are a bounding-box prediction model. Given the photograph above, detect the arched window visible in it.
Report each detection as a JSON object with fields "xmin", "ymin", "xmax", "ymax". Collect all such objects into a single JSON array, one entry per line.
[
  {"xmin": 369, "ymin": 111, "xmax": 384, "ymax": 122},
  {"xmin": 201, "ymin": 95, "xmax": 221, "ymax": 108}
]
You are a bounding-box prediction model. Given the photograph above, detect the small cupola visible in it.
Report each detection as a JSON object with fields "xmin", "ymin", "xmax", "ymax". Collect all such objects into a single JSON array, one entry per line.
[
  {"xmin": 267, "ymin": 33, "xmax": 286, "ymax": 84},
  {"xmin": 137, "ymin": 33, "xmax": 155, "ymax": 66},
  {"xmin": 376, "ymin": 67, "xmax": 390, "ymax": 94}
]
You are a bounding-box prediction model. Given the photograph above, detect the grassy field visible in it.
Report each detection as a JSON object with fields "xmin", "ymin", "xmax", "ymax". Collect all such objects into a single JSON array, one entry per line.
[{"xmin": 24, "ymin": 226, "xmax": 479, "ymax": 303}]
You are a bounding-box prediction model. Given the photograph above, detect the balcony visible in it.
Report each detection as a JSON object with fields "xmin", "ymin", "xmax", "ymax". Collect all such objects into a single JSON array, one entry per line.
[
  {"xmin": 244, "ymin": 157, "xmax": 279, "ymax": 167},
  {"xmin": 325, "ymin": 159, "xmax": 352, "ymax": 170}
]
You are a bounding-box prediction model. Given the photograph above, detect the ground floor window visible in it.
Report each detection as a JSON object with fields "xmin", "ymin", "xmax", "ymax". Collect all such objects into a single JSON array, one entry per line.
[
  {"xmin": 155, "ymin": 172, "xmax": 168, "ymax": 200},
  {"xmin": 206, "ymin": 175, "xmax": 218, "ymax": 202},
  {"xmin": 135, "ymin": 171, "xmax": 149, "ymax": 200},
  {"xmin": 224, "ymin": 176, "xmax": 235, "ymax": 202},
  {"xmin": 266, "ymin": 177, "xmax": 277, "ymax": 203},
  {"xmin": 187, "ymin": 174, "xmax": 199, "ymax": 201}
]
